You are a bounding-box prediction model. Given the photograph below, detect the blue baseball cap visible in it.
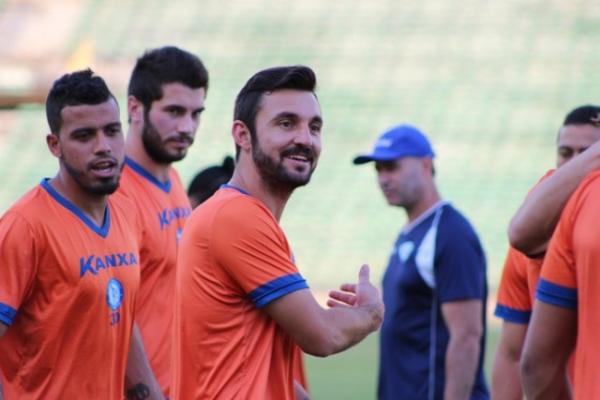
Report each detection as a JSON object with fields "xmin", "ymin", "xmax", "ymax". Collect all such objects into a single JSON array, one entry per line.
[{"xmin": 352, "ymin": 124, "xmax": 435, "ymax": 165}]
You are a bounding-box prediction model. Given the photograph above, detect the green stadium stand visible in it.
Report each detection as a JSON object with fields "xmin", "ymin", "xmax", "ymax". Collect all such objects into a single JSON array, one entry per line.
[{"xmin": 36, "ymin": 0, "xmax": 598, "ymax": 289}]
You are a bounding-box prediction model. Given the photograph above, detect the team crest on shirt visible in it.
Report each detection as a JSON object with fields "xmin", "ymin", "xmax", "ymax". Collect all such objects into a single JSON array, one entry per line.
[
  {"xmin": 398, "ymin": 242, "xmax": 415, "ymax": 262},
  {"xmin": 106, "ymin": 278, "xmax": 124, "ymax": 310}
]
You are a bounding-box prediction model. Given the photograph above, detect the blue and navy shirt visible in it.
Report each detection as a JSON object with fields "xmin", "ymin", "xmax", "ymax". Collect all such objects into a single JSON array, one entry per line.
[{"xmin": 378, "ymin": 202, "xmax": 489, "ymax": 400}]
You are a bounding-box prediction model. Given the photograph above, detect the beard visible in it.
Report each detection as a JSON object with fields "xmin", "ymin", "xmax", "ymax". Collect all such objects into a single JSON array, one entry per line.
[
  {"xmin": 62, "ymin": 157, "xmax": 122, "ymax": 196},
  {"xmin": 141, "ymin": 112, "xmax": 192, "ymax": 164},
  {"xmin": 252, "ymin": 137, "xmax": 317, "ymax": 193}
]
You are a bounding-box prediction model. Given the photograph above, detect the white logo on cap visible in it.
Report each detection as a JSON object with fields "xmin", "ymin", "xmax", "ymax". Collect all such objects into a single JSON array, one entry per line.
[{"xmin": 375, "ymin": 138, "xmax": 393, "ymax": 149}]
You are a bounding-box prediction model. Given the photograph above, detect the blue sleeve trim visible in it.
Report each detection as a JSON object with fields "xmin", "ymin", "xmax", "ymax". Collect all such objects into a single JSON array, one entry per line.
[
  {"xmin": 494, "ymin": 304, "xmax": 530, "ymax": 324},
  {"xmin": 249, "ymin": 273, "xmax": 309, "ymax": 308},
  {"xmin": 0, "ymin": 303, "xmax": 17, "ymax": 326},
  {"xmin": 536, "ymin": 278, "xmax": 577, "ymax": 309}
]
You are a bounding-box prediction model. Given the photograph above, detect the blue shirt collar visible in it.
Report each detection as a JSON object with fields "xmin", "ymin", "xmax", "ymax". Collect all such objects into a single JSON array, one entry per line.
[
  {"xmin": 125, "ymin": 156, "xmax": 172, "ymax": 193},
  {"xmin": 220, "ymin": 183, "xmax": 251, "ymax": 195},
  {"xmin": 40, "ymin": 178, "xmax": 111, "ymax": 238}
]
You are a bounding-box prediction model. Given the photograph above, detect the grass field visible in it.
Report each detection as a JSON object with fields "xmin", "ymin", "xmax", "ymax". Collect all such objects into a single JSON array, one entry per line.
[
  {"xmin": 306, "ymin": 318, "xmax": 500, "ymax": 399},
  {"xmin": 0, "ymin": 0, "xmax": 597, "ymax": 396}
]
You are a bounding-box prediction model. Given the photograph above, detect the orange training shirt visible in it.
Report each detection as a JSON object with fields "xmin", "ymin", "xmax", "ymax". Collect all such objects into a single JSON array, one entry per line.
[
  {"xmin": 172, "ymin": 186, "xmax": 309, "ymax": 400},
  {"xmin": 0, "ymin": 180, "xmax": 140, "ymax": 399},
  {"xmin": 494, "ymin": 169, "xmax": 554, "ymax": 323},
  {"xmin": 113, "ymin": 157, "xmax": 192, "ymax": 396},
  {"xmin": 538, "ymin": 170, "xmax": 600, "ymax": 400},
  {"xmin": 494, "ymin": 247, "xmax": 543, "ymax": 323}
]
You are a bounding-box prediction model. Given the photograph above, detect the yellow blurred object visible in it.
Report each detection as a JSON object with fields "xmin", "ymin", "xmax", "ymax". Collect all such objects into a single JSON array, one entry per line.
[{"xmin": 65, "ymin": 38, "xmax": 95, "ymax": 71}]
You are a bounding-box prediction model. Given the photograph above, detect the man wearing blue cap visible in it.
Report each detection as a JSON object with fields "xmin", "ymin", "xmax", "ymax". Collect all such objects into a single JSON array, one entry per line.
[{"xmin": 354, "ymin": 124, "xmax": 489, "ymax": 400}]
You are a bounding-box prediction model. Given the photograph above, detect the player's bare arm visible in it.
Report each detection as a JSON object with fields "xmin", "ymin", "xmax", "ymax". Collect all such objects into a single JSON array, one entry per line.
[
  {"xmin": 125, "ymin": 324, "xmax": 164, "ymax": 400},
  {"xmin": 441, "ymin": 299, "xmax": 483, "ymax": 400},
  {"xmin": 491, "ymin": 321, "xmax": 527, "ymax": 400},
  {"xmin": 264, "ymin": 265, "xmax": 383, "ymax": 357},
  {"xmin": 509, "ymin": 139, "xmax": 600, "ymax": 256},
  {"xmin": 521, "ymin": 301, "xmax": 575, "ymax": 400}
]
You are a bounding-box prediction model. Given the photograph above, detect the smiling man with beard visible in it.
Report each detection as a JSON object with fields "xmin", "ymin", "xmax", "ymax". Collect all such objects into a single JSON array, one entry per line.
[
  {"xmin": 0, "ymin": 69, "xmax": 162, "ymax": 399},
  {"xmin": 172, "ymin": 65, "xmax": 384, "ymax": 400},
  {"xmin": 112, "ymin": 46, "xmax": 209, "ymax": 399}
]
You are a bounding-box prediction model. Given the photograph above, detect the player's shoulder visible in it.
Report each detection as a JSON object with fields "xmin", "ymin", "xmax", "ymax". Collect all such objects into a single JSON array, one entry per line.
[
  {"xmin": 503, "ymin": 246, "xmax": 530, "ymax": 276},
  {"xmin": 193, "ymin": 188, "xmax": 278, "ymax": 238},
  {"xmin": 3, "ymin": 182, "xmax": 53, "ymax": 223},
  {"xmin": 0, "ymin": 183, "xmax": 62, "ymax": 246},
  {"xmin": 576, "ymin": 170, "xmax": 600, "ymax": 194},
  {"xmin": 118, "ymin": 160, "xmax": 137, "ymax": 184},
  {"xmin": 113, "ymin": 166, "xmax": 159, "ymax": 204},
  {"xmin": 113, "ymin": 164, "xmax": 140, "ymax": 203},
  {"xmin": 561, "ymin": 170, "xmax": 600, "ymax": 217},
  {"xmin": 211, "ymin": 189, "xmax": 273, "ymax": 222}
]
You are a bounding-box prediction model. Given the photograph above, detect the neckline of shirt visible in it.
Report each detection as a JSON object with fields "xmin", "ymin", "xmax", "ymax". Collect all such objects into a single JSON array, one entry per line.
[
  {"xmin": 402, "ymin": 200, "xmax": 449, "ymax": 235},
  {"xmin": 125, "ymin": 156, "xmax": 172, "ymax": 193},
  {"xmin": 40, "ymin": 178, "xmax": 111, "ymax": 238},
  {"xmin": 220, "ymin": 183, "xmax": 251, "ymax": 196}
]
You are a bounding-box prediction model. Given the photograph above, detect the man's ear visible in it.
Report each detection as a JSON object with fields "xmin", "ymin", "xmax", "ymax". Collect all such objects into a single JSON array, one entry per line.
[
  {"xmin": 127, "ymin": 95, "xmax": 145, "ymax": 125},
  {"xmin": 232, "ymin": 120, "xmax": 253, "ymax": 154},
  {"xmin": 422, "ymin": 157, "xmax": 435, "ymax": 176},
  {"xmin": 46, "ymin": 133, "xmax": 61, "ymax": 158}
]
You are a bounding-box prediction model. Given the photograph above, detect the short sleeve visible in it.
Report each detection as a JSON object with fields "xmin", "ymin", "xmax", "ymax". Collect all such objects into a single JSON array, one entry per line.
[
  {"xmin": 435, "ymin": 210, "xmax": 486, "ymax": 303},
  {"xmin": 212, "ymin": 197, "xmax": 308, "ymax": 308},
  {"xmin": 494, "ymin": 247, "xmax": 532, "ymax": 324},
  {"xmin": 537, "ymin": 187, "xmax": 579, "ymax": 309},
  {"xmin": 0, "ymin": 212, "xmax": 38, "ymax": 326}
]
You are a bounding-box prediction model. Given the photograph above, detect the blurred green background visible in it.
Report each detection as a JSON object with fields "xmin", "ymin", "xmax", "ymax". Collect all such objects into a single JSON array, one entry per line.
[{"xmin": 1, "ymin": 0, "xmax": 598, "ymax": 397}]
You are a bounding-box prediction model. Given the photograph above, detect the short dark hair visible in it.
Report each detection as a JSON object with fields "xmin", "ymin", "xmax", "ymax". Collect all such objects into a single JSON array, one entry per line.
[
  {"xmin": 233, "ymin": 65, "xmax": 317, "ymax": 158},
  {"xmin": 46, "ymin": 69, "xmax": 114, "ymax": 134},
  {"xmin": 563, "ymin": 105, "xmax": 600, "ymax": 127},
  {"xmin": 188, "ymin": 156, "xmax": 235, "ymax": 206},
  {"xmin": 128, "ymin": 46, "xmax": 209, "ymax": 110}
]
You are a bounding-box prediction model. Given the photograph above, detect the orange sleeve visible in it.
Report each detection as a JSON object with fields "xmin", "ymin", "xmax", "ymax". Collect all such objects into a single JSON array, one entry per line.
[
  {"xmin": 0, "ymin": 212, "xmax": 38, "ymax": 325},
  {"xmin": 211, "ymin": 197, "xmax": 308, "ymax": 308},
  {"xmin": 537, "ymin": 178, "xmax": 581, "ymax": 309},
  {"xmin": 494, "ymin": 247, "xmax": 532, "ymax": 323}
]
